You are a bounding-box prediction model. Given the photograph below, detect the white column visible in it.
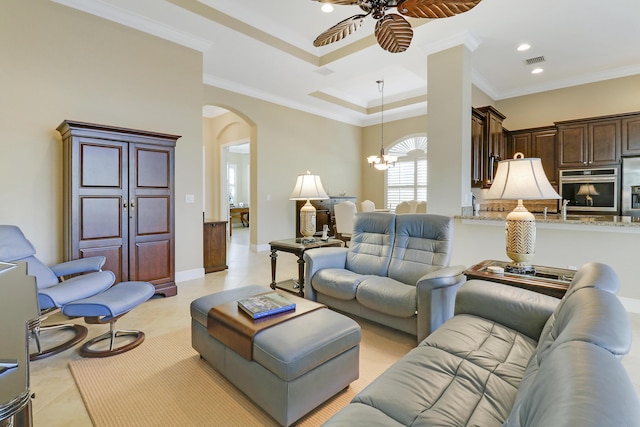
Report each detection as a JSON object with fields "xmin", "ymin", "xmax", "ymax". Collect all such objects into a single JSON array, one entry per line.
[{"xmin": 426, "ymin": 44, "xmax": 473, "ymax": 216}]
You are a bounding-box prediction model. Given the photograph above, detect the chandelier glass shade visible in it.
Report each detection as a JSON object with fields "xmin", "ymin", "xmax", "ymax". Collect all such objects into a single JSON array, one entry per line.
[{"xmin": 367, "ymin": 79, "xmax": 397, "ymax": 171}]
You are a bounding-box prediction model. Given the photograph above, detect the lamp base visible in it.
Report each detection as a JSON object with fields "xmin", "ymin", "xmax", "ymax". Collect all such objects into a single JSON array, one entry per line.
[
  {"xmin": 504, "ymin": 262, "xmax": 536, "ymax": 275},
  {"xmin": 299, "ymin": 200, "xmax": 317, "ymax": 240},
  {"xmin": 504, "ymin": 200, "xmax": 537, "ymax": 275}
]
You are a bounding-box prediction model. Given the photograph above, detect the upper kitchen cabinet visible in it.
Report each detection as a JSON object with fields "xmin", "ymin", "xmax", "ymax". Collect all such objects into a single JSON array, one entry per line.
[
  {"xmin": 622, "ymin": 113, "xmax": 640, "ymax": 156},
  {"xmin": 507, "ymin": 127, "xmax": 557, "ymax": 185},
  {"xmin": 557, "ymin": 117, "xmax": 620, "ymax": 168},
  {"xmin": 471, "ymin": 106, "xmax": 506, "ymax": 187},
  {"xmin": 471, "ymin": 108, "xmax": 485, "ymax": 188},
  {"xmin": 58, "ymin": 120, "xmax": 179, "ymax": 297}
]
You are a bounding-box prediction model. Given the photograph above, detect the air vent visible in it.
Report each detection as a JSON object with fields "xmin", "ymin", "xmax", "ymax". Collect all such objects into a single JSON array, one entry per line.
[
  {"xmin": 524, "ymin": 56, "xmax": 545, "ymax": 65},
  {"xmin": 314, "ymin": 67, "xmax": 334, "ymax": 76}
]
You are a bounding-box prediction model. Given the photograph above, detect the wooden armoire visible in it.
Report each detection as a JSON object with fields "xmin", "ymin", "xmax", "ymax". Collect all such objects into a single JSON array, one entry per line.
[{"xmin": 57, "ymin": 120, "xmax": 180, "ymax": 297}]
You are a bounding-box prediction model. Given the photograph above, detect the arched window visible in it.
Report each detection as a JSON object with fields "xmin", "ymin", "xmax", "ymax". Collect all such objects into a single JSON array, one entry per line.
[{"xmin": 385, "ymin": 136, "xmax": 427, "ymax": 211}]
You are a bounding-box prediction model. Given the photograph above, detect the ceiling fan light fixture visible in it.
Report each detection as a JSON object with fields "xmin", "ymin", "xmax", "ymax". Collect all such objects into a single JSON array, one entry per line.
[{"xmin": 312, "ymin": 0, "xmax": 483, "ymax": 53}]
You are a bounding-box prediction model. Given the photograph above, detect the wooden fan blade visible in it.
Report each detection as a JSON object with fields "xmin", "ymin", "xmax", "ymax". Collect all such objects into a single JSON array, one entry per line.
[
  {"xmin": 397, "ymin": 0, "xmax": 482, "ymax": 19},
  {"xmin": 375, "ymin": 14, "xmax": 413, "ymax": 53},
  {"xmin": 313, "ymin": 14, "xmax": 367, "ymax": 47}
]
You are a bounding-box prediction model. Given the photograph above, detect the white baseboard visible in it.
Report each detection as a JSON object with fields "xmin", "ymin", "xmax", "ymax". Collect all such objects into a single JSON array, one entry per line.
[
  {"xmin": 619, "ymin": 297, "xmax": 640, "ymax": 314},
  {"xmin": 176, "ymin": 268, "xmax": 205, "ymax": 283}
]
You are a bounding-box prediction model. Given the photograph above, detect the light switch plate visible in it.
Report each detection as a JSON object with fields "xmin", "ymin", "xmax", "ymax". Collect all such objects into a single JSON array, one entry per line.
[{"xmin": 185, "ymin": 194, "xmax": 195, "ymax": 204}]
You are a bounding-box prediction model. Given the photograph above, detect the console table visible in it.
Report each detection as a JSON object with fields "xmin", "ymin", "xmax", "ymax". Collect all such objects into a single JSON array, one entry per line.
[
  {"xmin": 269, "ymin": 238, "xmax": 343, "ymax": 297},
  {"xmin": 464, "ymin": 259, "xmax": 575, "ymax": 299}
]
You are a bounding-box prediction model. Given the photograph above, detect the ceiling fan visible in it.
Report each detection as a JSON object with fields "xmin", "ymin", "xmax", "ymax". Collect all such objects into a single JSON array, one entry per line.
[{"xmin": 312, "ymin": 0, "xmax": 482, "ymax": 53}]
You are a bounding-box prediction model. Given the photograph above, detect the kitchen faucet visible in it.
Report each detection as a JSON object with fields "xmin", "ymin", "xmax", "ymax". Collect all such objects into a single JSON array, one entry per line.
[{"xmin": 561, "ymin": 199, "xmax": 569, "ymax": 220}]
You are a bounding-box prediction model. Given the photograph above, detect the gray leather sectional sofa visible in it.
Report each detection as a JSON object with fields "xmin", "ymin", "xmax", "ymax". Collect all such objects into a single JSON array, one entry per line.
[
  {"xmin": 304, "ymin": 213, "xmax": 466, "ymax": 343},
  {"xmin": 323, "ymin": 262, "xmax": 640, "ymax": 426}
]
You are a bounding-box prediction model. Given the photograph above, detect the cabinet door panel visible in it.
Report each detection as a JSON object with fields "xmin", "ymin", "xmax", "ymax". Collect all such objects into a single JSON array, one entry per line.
[
  {"xmin": 589, "ymin": 120, "xmax": 619, "ymax": 166},
  {"xmin": 622, "ymin": 115, "xmax": 640, "ymax": 156},
  {"xmin": 558, "ymin": 125, "xmax": 587, "ymax": 167},
  {"xmin": 136, "ymin": 196, "xmax": 170, "ymax": 235},
  {"xmin": 510, "ymin": 133, "xmax": 531, "ymax": 158},
  {"xmin": 80, "ymin": 197, "xmax": 122, "ymax": 240},
  {"xmin": 134, "ymin": 240, "xmax": 172, "ymax": 283},
  {"xmin": 531, "ymin": 130, "xmax": 557, "ymax": 185},
  {"xmin": 137, "ymin": 149, "xmax": 170, "ymax": 188},
  {"xmin": 81, "ymin": 144, "xmax": 122, "ymax": 187}
]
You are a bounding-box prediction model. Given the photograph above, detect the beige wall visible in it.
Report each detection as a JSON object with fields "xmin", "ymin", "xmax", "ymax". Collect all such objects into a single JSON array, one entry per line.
[
  {"xmin": 202, "ymin": 86, "xmax": 362, "ymax": 248},
  {"xmin": 0, "ymin": 0, "xmax": 204, "ymax": 276},
  {"xmin": 497, "ymin": 75, "xmax": 640, "ymax": 130}
]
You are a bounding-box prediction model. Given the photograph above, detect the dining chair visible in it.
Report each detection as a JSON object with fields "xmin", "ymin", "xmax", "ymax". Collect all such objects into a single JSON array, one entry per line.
[
  {"xmin": 395, "ymin": 201, "xmax": 412, "ymax": 214},
  {"xmin": 334, "ymin": 201, "xmax": 357, "ymax": 246},
  {"xmin": 361, "ymin": 200, "xmax": 375, "ymax": 212}
]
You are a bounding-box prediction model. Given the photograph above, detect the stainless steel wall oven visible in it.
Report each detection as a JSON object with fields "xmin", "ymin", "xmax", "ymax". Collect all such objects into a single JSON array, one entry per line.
[{"xmin": 559, "ymin": 168, "xmax": 619, "ymax": 213}]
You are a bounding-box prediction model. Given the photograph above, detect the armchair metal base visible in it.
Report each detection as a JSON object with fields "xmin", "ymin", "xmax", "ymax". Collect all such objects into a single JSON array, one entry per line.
[
  {"xmin": 79, "ymin": 315, "xmax": 145, "ymax": 358},
  {"xmin": 29, "ymin": 317, "xmax": 88, "ymax": 361}
]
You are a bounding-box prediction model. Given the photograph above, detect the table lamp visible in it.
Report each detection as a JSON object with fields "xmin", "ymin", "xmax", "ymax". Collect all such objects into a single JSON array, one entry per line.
[
  {"xmin": 577, "ymin": 183, "xmax": 599, "ymax": 206},
  {"xmin": 289, "ymin": 171, "xmax": 329, "ymax": 242},
  {"xmin": 485, "ymin": 153, "xmax": 561, "ymax": 274}
]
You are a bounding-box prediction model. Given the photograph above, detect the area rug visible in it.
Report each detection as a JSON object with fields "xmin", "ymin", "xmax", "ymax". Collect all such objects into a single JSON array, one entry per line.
[{"xmin": 69, "ymin": 326, "xmax": 409, "ymax": 426}]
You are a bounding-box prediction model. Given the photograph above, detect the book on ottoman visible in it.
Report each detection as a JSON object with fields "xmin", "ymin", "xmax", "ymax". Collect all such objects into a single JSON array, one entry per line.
[{"xmin": 237, "ymin": 292, "xmax": 296, "ymax": 319}]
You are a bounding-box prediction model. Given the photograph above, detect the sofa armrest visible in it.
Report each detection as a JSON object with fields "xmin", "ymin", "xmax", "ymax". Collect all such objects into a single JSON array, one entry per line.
[
  {"xmin": 455, "ymin": 280, "xmax": 559, "ymax": 341},
  {"xmin": 49, "ymin": 256, "xmax": 106, "ymax": 278},
  {"xmin": 415, "ymin": 264, "xmax": 467, "ymax": 342},
  {"xmin": 303, "ymin": 247, "xmax": 348, "ymax": 301}
]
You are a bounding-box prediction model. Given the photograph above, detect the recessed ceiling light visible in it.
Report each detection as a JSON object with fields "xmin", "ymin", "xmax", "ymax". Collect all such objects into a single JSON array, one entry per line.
[
  {"xmin": 517, "ymin": 44, "xmax": 531, "ymax": 51},
  {"xmin": 531, "ymin": 68, "xmax": 544, "ymax": 74},
  {"xmin": 321, "ymin": 4, "xmax": 334, "ymax": 12}
]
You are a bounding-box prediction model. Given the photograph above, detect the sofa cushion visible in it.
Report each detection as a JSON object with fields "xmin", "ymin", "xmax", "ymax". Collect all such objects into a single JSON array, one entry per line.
[
  {"xmin": 355, "ymin": 276, "xmax": 416, "ymax": 318},
  {"xmin": 504, "ymin": 341, "xmax": 640, "ymax": 427},
  {"xmin": 345, "ymin": 213, "xmax": 395, "ymax": 277},
  {"xmin": 535, "ymin": 286, "xmax": 632, "ymax": 364},
  {"xmin": 343, "ymin": 314, "xmax": 537, "ymax": 426},
  {"xmin": 388, "ymin": 214, "xmax": 453, "ymax": 285},
  {"xmin": 312, "ymin": 268, "xmax": 368, "ymax": 301}
]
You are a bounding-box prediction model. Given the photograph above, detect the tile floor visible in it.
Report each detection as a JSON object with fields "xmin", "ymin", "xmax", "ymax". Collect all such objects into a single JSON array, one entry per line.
[{"xmin": 26, "ymin": 226, "xmax": 640, "ymax": 426}]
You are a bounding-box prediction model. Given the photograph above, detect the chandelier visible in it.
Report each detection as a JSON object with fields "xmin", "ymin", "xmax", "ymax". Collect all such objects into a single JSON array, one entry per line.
[{"xmin": 367, "ymin": 79, "xmax": 397, "ymax": 170}]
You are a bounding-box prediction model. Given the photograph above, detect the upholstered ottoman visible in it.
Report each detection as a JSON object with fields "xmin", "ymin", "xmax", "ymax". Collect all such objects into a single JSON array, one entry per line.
[{"xmin": 190, "ymin": 285, "xmax": 361, "ymax": 426}]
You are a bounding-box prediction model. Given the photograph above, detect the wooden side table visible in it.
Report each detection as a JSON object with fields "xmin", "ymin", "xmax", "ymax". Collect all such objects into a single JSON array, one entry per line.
[
  {"xmin": 203, "ymin": 220, "xmax": 228, "ymax": 273},
  {"xmin": 464, "ymin": 260, "xmax": 575, "ymax": 299},
  {"xmin": 269, "ymin": 238, "xmax": 343, "ymax": 297}
]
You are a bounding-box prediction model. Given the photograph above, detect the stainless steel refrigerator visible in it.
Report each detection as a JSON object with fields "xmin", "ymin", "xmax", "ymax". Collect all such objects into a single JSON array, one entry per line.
[{"xmin": 621, "ymin": 156, "xmax": 640, "ymax": 217}]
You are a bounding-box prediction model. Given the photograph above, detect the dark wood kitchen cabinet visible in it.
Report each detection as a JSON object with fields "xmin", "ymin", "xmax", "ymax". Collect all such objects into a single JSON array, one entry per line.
[
  {"xmin": 622, "ymin": 113, "xmax": 640, "ymax": 156},
  {"xmin": 58, "ymin": 120, "xmax": 179, "ymax": 297},
  {"xmin": 557, "ymin": 118, "xmax": 620, "ymax": 168},
  {"xmin": 471, "ymin": 106, "xmax": 506, "ymax": 187},
  {"xmin": 507, "ymin": 127, "xmax": 557, "ymax": 185},
  {"xmin": 203, "ymin": 221, "xmax": 228, "ymax": 273},
  {"xmin": 471, "ymin": 108, "xmax": 485, "ymax": 187}
]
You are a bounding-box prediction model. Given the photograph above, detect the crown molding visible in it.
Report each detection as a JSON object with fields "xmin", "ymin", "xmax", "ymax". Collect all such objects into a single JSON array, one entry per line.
[{"xmin": 51, "ymin": 0, "xmax": 213, "ymax": 52}]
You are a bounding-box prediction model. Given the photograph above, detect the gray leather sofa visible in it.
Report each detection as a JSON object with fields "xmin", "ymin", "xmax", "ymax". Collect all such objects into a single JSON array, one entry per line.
[
  {"xmin": 323, "ymin": 262, "xmax": 640, "ymax": 426},
  {"xmin": 304, "ymin": 213, "xmax": 466, "ymax": 342}
]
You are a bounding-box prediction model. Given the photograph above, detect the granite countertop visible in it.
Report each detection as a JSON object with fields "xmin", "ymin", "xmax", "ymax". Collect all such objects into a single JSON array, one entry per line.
[{"xmin": 456, "ymin": 211, "xmax": 640, "ymax": 228}]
